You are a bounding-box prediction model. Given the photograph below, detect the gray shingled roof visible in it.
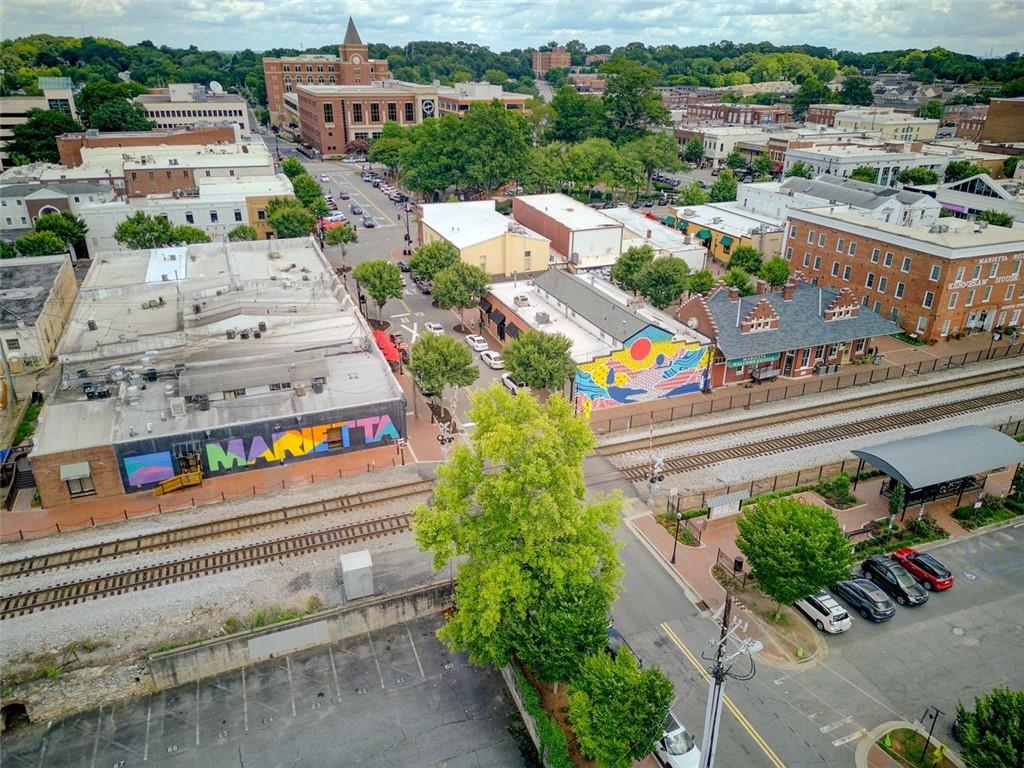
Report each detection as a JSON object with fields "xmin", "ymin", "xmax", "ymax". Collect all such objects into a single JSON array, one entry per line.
[
  {"xmin": 533, "ymin": 269, "xmax": 652, "ymax": 342},
  {"xmin": 701, "ymin": 282, "xmax": 900, "ymax": 361},
  {"xmin": 781, "ymin": 176, "xmax": 928, "ymax": 210},
  {"xmin": 343, "ymin": 17, "xmax": 363, "ymax": 46},
  {"xmin": 853, "ymin": 426, "xmax": 1024, "ymax": 490},
  {"xmin": 0, "ymin": 181, "xmax": 111, "ymax": 198}
]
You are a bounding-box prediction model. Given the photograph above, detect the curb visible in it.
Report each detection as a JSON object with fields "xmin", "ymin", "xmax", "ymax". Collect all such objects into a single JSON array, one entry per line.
[
  {"xmin": 855, "ymin": 720, "xmax": 966, "ymax": 768},
  {"xmin": 623, "ymin": 517, "xmax": 707, "ymax": 611},
  {"xmin": 917, "ymin": 512, "xmax": 1024, "ymax": 553}
]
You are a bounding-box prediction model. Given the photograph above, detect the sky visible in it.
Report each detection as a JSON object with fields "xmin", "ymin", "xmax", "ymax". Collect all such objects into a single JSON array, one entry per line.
[{"xmin": 2, "ymin": 0, "xmax": 1023, "ymax": 58}]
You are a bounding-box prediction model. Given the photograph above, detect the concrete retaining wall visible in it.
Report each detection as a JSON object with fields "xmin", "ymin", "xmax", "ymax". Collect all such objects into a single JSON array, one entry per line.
[{"xmin": 148, "ymin": 581, "xmax": 452, "ymax": 689}]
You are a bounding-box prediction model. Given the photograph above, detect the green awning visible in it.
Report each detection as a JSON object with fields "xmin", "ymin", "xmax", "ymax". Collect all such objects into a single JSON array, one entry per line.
[
  {"xmin": 720, "ymin": 235, "xmax": 733, "ymax": 247},
  {"xmin": 697, "ymin": 228, "xmax": 712, "ymax": 239},
  {"xmin": 662, "ymin": 215, "xmax": 676, "ymax": 226}
]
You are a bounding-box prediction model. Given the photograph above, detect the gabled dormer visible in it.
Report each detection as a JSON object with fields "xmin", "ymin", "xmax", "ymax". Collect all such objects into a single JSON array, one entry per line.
[
  {"xmin": 824, "ymin": 287, "xmax": 859, "ymax": 321},
  {"xmin": 739, "ymin": 298, "xmax": 780, "ymax": 333}
]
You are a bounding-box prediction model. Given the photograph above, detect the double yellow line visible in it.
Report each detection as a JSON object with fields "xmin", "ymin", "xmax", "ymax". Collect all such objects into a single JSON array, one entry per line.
[{"xmin": 660, "ymin": 622, "xmax": 786, "ymax": 768}]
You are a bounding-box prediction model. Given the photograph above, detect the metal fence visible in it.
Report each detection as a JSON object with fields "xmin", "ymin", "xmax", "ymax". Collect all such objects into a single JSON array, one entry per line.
[
  {"xmin": 715, "ymin": 547, "xmax": 754, "ymax": 588},
  {"xmin": 592, "ymin": 341, "xmax": 1024, "ymax": 436},
  {"xmin": 663, "ymin": 417, "xmax": 1023, "ymax": 515}
]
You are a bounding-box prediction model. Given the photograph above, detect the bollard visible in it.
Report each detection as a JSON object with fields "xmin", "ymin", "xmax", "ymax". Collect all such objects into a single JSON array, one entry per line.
[
  {"xmin": 158, "ymin": 503, "xmax": 162, "ymax": 513},
  {"xmin": 56, "ymin": 523, "xmax": 61, "ymax": 533},
  {"xmin": 90, "ymin": 516, "xmax": 95, "ymax": 526}
]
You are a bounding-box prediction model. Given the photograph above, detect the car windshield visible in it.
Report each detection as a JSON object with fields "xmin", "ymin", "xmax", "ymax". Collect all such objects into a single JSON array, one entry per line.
[
  {"xmin": 665, "ymin": 729, "xmax": 696, "ymax": 755},
  {"xmin": 893, "ymin": 567, "xmax": 918, "ymax": 589}
]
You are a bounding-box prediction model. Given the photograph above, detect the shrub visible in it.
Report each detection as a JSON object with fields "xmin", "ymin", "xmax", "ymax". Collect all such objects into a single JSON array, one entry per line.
[
  {"xmin": 514, "ymin": 668, "xmax": 572, "ymax": 768},
  {"xmin": 816, "ymin": 473, "xmax": 857, "ymax": 508}
]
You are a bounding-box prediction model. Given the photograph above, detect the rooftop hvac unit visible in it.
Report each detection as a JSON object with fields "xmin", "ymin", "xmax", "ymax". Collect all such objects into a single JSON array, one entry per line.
[
  {"xmin": 253, "ymin": 331, "xmax": 261, "ymax": 338},
  {"xmin": 514, "ymin": 295, "xmax": 530, "ymax": 307},
  {"xmin": 240, "ymin": 329, "xmax": 250, "ymax": 339},
  {"xmin": 87, "ymin": 319, "xmax": 98, "ymax": 331},
  {"xmin": 535, "ymin": 311, "xmax": 551, "ymax": 324},
  {"xmin": 198, "ymin": 397, "xmax": 210, "ymax": 411},
  {"xmin": 226, "ymin": 329, "xmax": 236, "ymax": 339},
  {"xmin": 169, "ymin": 396, "xmax": 187, "ymax": 418},
  {"xmin": 312, "ymin": 381, "xmax": 324, "ymax": 394},
  {"xmin": 294, "ymin": 385, "xmax": 306, "ymax": 397},
  {"xmin": 193, "ymin": 303, "xmax": 201, "ymax": 314},
  {"xmin": 258, "ymin": 321, "xmax": 267, "ymax": 332}
]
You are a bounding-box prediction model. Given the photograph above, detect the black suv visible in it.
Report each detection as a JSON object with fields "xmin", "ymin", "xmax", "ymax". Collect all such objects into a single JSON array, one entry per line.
[
  {"xmin": 861, "ymin": 555, "xmax": 928, "ymax": 606},
  {"xmin": 606, "ymin": 627, "xmax": 642, "ymax": 667},
  {"xmin": 832, "ymin": 578, "xmax": 897, "ymax": 622}
]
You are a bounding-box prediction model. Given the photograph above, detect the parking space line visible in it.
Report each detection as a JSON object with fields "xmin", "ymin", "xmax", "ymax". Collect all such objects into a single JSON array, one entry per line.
[
  {"xmin": 242, "ymin": 666, "xmax": 249, "ymax": 733},
  {"xmin": 35, "ymin": 737, "xmax": 46, "ymax": 768},
  {"xmin": 195, "ymin": 680, "xmax": 201, "ymax": 746},
  {"xmin": 833, "ymin": 728, "xmax": 867, "ymax": 746},
  {"xmin": 819, "ymin": 715, "xmax": 854, "ymax": 733},
  {"xmin": 367, "ymin": 630, "xmax": 386, "ymax": 689},
  {"xmin": 407, "ymin": 626, "xmax": 425, "ymax": 678},
  {"xmin": 89, "ymin": 705, "xmax": 102, "ymax": 768},
  {"xmin": 285, "ymin": 656, "xmax": 298, "ymax": 716},
  {"xmin": 660, "ymin": 624, "xmax": 786, "ymax": 768},
  {"xmin": 143, "ymin": 698, "xmax": 152, "ymax": 760},
  {"xmin": 328, "ymin": 645, "xmax": 343, "ymax": 700}
]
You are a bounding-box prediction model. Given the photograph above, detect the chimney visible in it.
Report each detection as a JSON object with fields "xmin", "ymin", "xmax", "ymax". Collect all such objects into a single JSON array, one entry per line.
[
  {"xmin": 782, "ymin": 281, "xmax": 795, "ymax": 301},
  {"xmin": 728, "ymin": 286, "xmax": 740, "ymax": 301}
]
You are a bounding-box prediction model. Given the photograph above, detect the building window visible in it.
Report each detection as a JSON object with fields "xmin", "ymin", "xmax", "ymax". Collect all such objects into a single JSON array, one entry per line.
[
  {"xmin": 929, "ymin": 265, "xmax": 941, "ymax": 281},
  {"xmin": 883, "ymin": 252, "xmax": 893, "ymax": 267},
  {"xmin": 806, "ymin": 230, "xmax": 814, "ymax": 244},
  {"xmin": 870, "ymin": 248, "xmax": 880, "ymax": 263},
  {"xmin": 352, "ymin": 103, "xmax": 363, "ymax": 122},
  {"xmin": 955, "ymin": 266, "xmax": 966, "ymax": 282},
  {"xmin": 802, "ymin": 252, "xmax": 809, "ymax": 267},
  {"xmin": 901, "ymin": 257, "xmax": 912, "ymax": 273},
  {"xmin": 865, "ymin": 273, "xmax": 875, "ymax": 288},
  {"xmin": 922, "ymin": 291, "xmax": 934, "ymax": 308},
  {"xmin": 873, "ymin": 301, "xmax": 882, "ymax": 313},
  {"xmin": 848, "ymin": 241, "xmax": 856, "ymax": 256},
  {"xmin": 185, "ymin": 212, "xmax": 194, "ymax": 224},
  {"xmin": 258, "ymin": 209, "xmax": 266, "ymax": 220},
  {"xmin": 966, "ymin": 288, "xmax": 975, "ymax": 306},
  {"xmin": 4, "ymin": 338, "xmax": 20, "ymax": 351},
  {"xmin": 831, "ymin": 261, "xmax": 840, "ymax": 277},
  {"xmin": 813, "ymin": 256, "xmax": 821, "ymax": 271},
  {"xmin": 790, "ymin": 225, "xmax": 797, "ymax": 238},
  {"xmin": 948, "ymin": 292, "xmax": 958, "ymax": 309},
  {"xmin": 234, "ymin": 209, "xmax": 242, "ymax": 222},
  {"xmin": 404, "ymin": 103, "xmax": 414, "ymax": 122},
  {"xmin": 818, "ymin": 233, "xmax": 827, "ymax": 247},
  {"xmin": 988, "ymin": 263, "xmax": 999, "ymax": 278},
  {"xmin": 66, "ymin": 475, "xmax": 96, "ymax": 498},
  {"xmin": 890, "ymin": 307, "xmax": 900, "ymax": 321},
  {"xmin": 878, "ymin": 276, "xmax": 888, "ymax": 293},
  {"xmin": 323, "ymin": 103, "xmax": 334, "ymax": 123},
  {"xmin": 940, "ymin": 319, "xmax": 951, "ymax": 336},
  {"xmin": 895, "ymin": 282, "xmax": 905, "ymax": 299},
  {"xmin": 843, "ymin": 265, "xmax": 852, "ymax": 281},
  {"xmin": 1007, "ymin": 284, "xmax": 1016, "ymax": 301},
  {"xmin": 370, "ymin": 103, "xmax": 381, "ymax": 122},
  {"xmin": 836, "ymin": 238, "xmax": 845, "ymax": 252},
  {"xmin": 1012, "ymin": 259, "xmax": 1022, "ymax": 276},
  {"xmin": 524, "ymin": 250, "xmax": 532, "ymax": 270},
  {"xmin": 785, "ymin": 247, "xmax": 792, "ymax": 259},
  {"xmin": 800, "ymin": 348, "xmax": 810, "ymax": 367},
  {"xmin": 972, "ymin": 264, "xmax": 982, "ymax": 280},
  {"xmin": 387, "ymin": 103, "xmax": 397, "ymax": 122},
  {"xmin": 210, "ymin": 211, "xmax": 219, "ymax": 223},
  {"xmin": 916, "ymin": 316, "xmax": 927, "ymax": 334},
  {"xmin": 982, "ymin": 285, "xmax": 992, "ymax": 303}
]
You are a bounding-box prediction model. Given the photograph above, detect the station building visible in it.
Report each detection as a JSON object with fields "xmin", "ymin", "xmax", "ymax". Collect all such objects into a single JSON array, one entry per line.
[{"xmin": 28, "ymin": 238, "xmax": 405, "ymax": 508}]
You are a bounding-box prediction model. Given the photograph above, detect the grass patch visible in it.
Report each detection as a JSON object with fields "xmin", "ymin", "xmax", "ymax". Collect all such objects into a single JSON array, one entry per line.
[
  {"xmin": 876, "ymin": 727, "xmax": 957, "ymax": 768},
  {"xmin": 656, "ymin": 512, "xmax": 699, "ymax": 546},
  {"xmin": 814, "ymin": 473, "xmax": 859, "ymax": 509},
  {"xmin": 952, "ymin": 496, "xmax": 1022, "ymax": 530},
  {"xmin": 13, "ymin": 401, "xmax": 42, "ymax": 445}
]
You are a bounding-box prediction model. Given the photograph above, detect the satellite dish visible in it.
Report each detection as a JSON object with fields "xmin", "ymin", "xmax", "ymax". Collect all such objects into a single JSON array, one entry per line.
[{"xmin": 208, "ymin": 80, "xmax": 224, "ymax": 95}]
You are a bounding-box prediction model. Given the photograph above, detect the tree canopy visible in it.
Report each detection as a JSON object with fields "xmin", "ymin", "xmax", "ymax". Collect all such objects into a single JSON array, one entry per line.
[
  {"xmin": 87, "ymin": 98, "xmax": 155, "ymax": 131},
  {"xmin": 839, "ymin": 75, "xmax": 874, "ymax": 106},
  {"xmin": 687, "ymin": 269, "xmax": 715, "ymax": 294},
  {"xmin": 503, "ymin": 329, "xmax": 577, "ymax": 391},
  {"xmin": 728, "ymin": 245, "xmax": 763, "ymax": 274},
  {"xmin": 406, "ymin": 333, "xmax": 478, "ymax": 404},
  {"xmin": 351, "ymin": 259, "xmax": 403, "ymax": 320},
  {"xmin": 431, "ymin": 262, "xmax": 489, "ymax": 322},
  {"xmin": 409, "ymin": 240, "xmax": 460, "ymax": 281},
  {"xmin": 412, "ymin": 385, "xmax": 621, "ymax": 673},
  {"xmin": 113, "ymin": 211, "xmax": 174, "ymax": 249},
  {"xmin": 266, "ymin": 198, "xmax": 315, "ymax": 238},
  {"xmin": 709, "ymin": 169, "xmax": 738, "ymax": 202},
  {"xmin": 2, "ymin": 108, "xmax": 81, "ymax": 163},
  {"xmin": 723, "ymin": 267, "xmax": 755, "ymax": 296},
  {"xmin": 977, "ymin": 210, "xmax": 1014, "ymax": 228},
  {"xmin": 760, "ymin": 255, "xmax": 791, "ymax": 288},
  {"xmin": 638, "ymin": 257, "xmax": 689, "ymax": 309},
  {"xmin": 610, "ymin": 244, "xmax": 655, "ymax": 294},
  {"xmin": 785, "ymin": 161, "xmax": 814, "ymax": 179},
  {"xmin": 954, "ymin": 687, "xmax": 1024, "ymax": 768},
  {"xmin": 897, "ymin": 167, "xmax": 939, "ymax": 185},
  {"xmin": 945, "ymin": 161, "xmax": 987, "ymax": 183},
  {"xmin": 14, "ymin": 231, "xmax": 66, "ymax": 257},
  {"xmin": 33, "ymin": 211, "xmax": 88, "ymax": 258},
  {"xmin": 227, "ymin": 224, "xmax": 259, "ymax": 241},
  {"xmin": 850, "ymin": 166, "xmax": 879, "ymax": 183}
]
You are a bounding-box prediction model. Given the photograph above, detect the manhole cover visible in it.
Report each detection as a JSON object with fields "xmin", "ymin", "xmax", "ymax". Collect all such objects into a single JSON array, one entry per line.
[{"xmin": 951, "ymin": 626, "xmax": 966, "ymax": 636}]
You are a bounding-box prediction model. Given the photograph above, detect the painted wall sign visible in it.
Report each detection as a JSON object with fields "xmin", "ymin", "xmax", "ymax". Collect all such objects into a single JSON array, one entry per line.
[{"xmin": 726, "ymin": 352, "xmax": 781, "ymax": 369}]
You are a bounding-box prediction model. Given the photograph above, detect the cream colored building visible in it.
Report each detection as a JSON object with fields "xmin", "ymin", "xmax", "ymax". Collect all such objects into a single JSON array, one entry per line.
[
  {"xmin": 832, "ymin": 109, "xmax": 939, "ymax": 142},
  {"xmin": 0, "ymin": 77, "xmax": 78, "ymax": 169},
  {"xmin": 0, "ymin": 254, "xmax": 78, "ymax": 372},
  {"xmin": 419, "ymin": 200, "xmax": 550, "ymax": 278}
]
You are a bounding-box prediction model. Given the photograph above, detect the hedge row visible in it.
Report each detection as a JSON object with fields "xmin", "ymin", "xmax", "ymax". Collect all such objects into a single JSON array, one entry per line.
[{"xmin": 514, "ymin": 667, "xmax": 572, "ymax": 768}]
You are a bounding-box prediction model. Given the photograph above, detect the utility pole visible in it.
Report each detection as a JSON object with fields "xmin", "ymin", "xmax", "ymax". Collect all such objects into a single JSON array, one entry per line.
[{"xmin": 698, "ymin": 557, "xmax": 762, "ymax": 768}]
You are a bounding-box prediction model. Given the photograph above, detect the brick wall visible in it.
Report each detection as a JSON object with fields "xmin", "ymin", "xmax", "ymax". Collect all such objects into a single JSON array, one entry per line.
[
  {"xmin": 31, "ymin": 445, "xmax": 124, "ymax": 508},
  {"xmin": 57, "ymin": 126, "xmax": 236, "ymax": 167},
  {"xmin": 980, "ymin": 99, "xmax": 1024, "ymax": 143}
]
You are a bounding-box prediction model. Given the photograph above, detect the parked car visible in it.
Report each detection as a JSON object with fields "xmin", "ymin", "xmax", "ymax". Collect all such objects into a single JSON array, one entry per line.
[
  {"xmin": 480, "ymin": 350, "xmax": 504, "ymax": 369},
  {"xmin": 361, "ymin": 172, "xmax": 373, "ymax": 181},
  {"xmin": 630, "ymin": 200, "xmax": 643, "ymax": 209},
  {"xmin": 710, "ymin": 168, "xmax": 720, "ymax": 176},
  {"xmin": 605, "ymin": 626, "xmax": 641, "ymax": 666},
  {"xmin": 397, "ymin": 260, "xmax": 411, "ymax": 273},
  {"xmin": 831, "ymin": 579, "xmax": 896, "ymax": 622},
  {"xmin": 501, "ymin": 372, "xmax": 526, "ymax": 395},
  {"xmin": 414, "ymin": 278, "xmax": 430, "ymax": 294},
  {"xmin": 371, "ymin": 179, "xmax": 382, "ymax": 187},
  {"xmin": 361, "ymin": 216, "xmax": 376, "ymax": 228},
  {"xmin": 892, "ymin": 548, "xmax": 954, "ymax": 591},
  {"xmin": 862, "ymin": 555, "xmax": 929, "ymax": 606},
  {"xmin": 319, "ymin": 174, "xmax": 330, "ymax": 183},
  {"xmin": 339, "ymin": 191, "xmax": 350, "ymax": 200},
  {"xmin": 424, "ymin": 322, "xmax": 444, "ymax": 336},
  {"xmin": 643, "ymin": 199, "xmax": 655, "ymax": 208},
  {"xmin": 390, "ymin": 192, "xmax": 409, "ymax": 203},
  {"xmin": 794, "ymin": 590, "xmax": 852, "ymax": 633},
  {"xmin": 350, "ymin": 203, "xmax": 363, "ymax": 215},
  {"xmin": 654, "ymin": 710, "xmax": 701, "ymax": 768},
  {"xmin": 465, "ymin": 335, "xmax": 489, "ymax": 352}
]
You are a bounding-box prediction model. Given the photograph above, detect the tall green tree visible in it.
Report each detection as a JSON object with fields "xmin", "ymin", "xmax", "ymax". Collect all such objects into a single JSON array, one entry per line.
[
  {"xmin": 266, "ymin": 198, "xmax": 315, "ymax": 238},
  {"xmin": 599, "ymin": 59, "xmax": 669, "ymax": 143},
  {"xmin": 290, "ymin": 173, "xmax": 323, "ymax": 210},
  {"xmin": 280, "ymin": 157, "xmax": 305, "ymax": 180},
  {"xmin": 682, "ymin": 137, "xmax": 705, "ymax": 164},
  {"xmin": 977, "ymin": 210, "xmax": 1015, "ymax": 228},
  {"xmin": 888, "ymin": 481, "xmax": 906, "ymax": 522},
  {"xmin": 752, "ymin": 154, "xmax": 775, "ymax": 179},
  {"xmin": 503, "ymin": 329, "xmax": 577, "ymax": 391},
  {"xmin": 678, "ymin": 180, "xmax": 709, "ymax": 206},
  {"xmin": 406, "ymin": 333, "xmax": 479, "ymax": 408},
  {"xmin": 850, "ymin": 166, "xmax": 879, "ymax": 183},
  {"xmin": 461, "ymin": 101, "xmax": 530, "ymax": 194},
  {"xmin": 1003, "ymin": 156, "xmax": 1020, "ymax": 178},
  {"xmin": 760, "ymin": 256, "xmax": 791, "ymax": 288},
  {"xmin": 412, "ymin": 385, "xmax": 621, "ymax": 670},
  {"xmin": 724, "ymin": 267, "xmax": 755, "ymax": 296},
  {"xmin": 709, "ymin": 169, "xmax": 738, "ymax": 202},
  {"xmin": 352, "ymin": 259, "xmax": 403, "ymax": 320},
  {"xmin": 785, "ymin": 161, "xmax": 814, "ymax": 179},
  {"xmin": 728, "ymin": 245, "xmax": 763, "ymax": 274},
  {"xmin": 546, "ymin": 86, "xmax": 605, "ymax": 143},
  {"xmin": 736, "ymin": 498, "xmax": 852, "ymax": 618},
  {"xmin": 431, "ymin": 262, "xmax": 489, "ymax": 328},
  {"xmin": 409, "ymin": 240, "xmax": 459, "ymax": 281},
  {"xmin": 945, "ymin": 161, "xmax": 987, "ymax": 183},
  {"xmin": 171, "ymin": 225, "xmax": 211, "ymax": 244},
  {"xmin": 610, "ymin": 244, "xmax": 655, "ymax": 294},
  {"xmin": 687, "ymin": 269, "xmax": 715, "ymax": 295},
  {"xmin": 88, "ymin": 99, "xmax": 155, "ymax": 131},
  {"xmin": 227, "ymin": 224, "xmax": 258, "ymax": 241},
  {"xmin": 839, "ymin": 75, "xmax": 875, "ymax": 106},
  {"xmin": 569, "ymin": 649, "xmax": 674, "ymax": 768},
  {"xmin": 14, "ymin": 231, "xmax": 66, "ymax": 257},
  {"xmin": 324, "ymin": 224, "xmax": 358, "ymax": 259},
  {"xmin": 916, "ymin": 99, "xmax": 944, "ymax": 119},
  {"xmin": 33, "ymin": 211, "xmax": 88, "ymax": 260},
  {"xmin": 725, "ymin": 150, "xmax": 746, "ymax": 171},
  {"xmin": 622, "ymin": 133, "xmax": 683, "ymax": 189},
  {"xmin": 75, "ymin": 80, "xmax": 146, "ymax": 126},
  {"xmin": 367, "ymin": 123, "xmax": 409, "ymax": 177},
  {"xmin": 790, "ymin": 76, "xmax": 832, "ymax": 121},
  {"xmin": 897, "ymin": 167, "xmax": 939, "ymax": 185},
  {"xmin": 638, "ymin": 257, "xmax": 689, "ymax": 309},
  {"xmin": 954, "ymin": 687, "xmax": 1024, "ymax": 768},
  {"xmin": 113, "ymin": 211, "xmax": 176, "ymax": 249},
  {"xmin": 3, "ymin": 108, "xmax": 82, "ymax": 163}
]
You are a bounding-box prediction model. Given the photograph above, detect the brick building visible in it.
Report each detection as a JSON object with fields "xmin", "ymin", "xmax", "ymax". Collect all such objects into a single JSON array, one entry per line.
[
  {"xmin": 532, "ymin": 46, "xmax": 571, "ymax": 75},
  {"xmin": 952, "ymin": 106, "xmax": 988, "ymax": 141},
  {"xmin": 805, "ymin": 104, "xmax": 855, "ymax": 127},
  {"xmin": 57, "ymin": 125, "xmax": 237, "ymax": 167},
  {"xmin": 686, "ymin": 102, "xmax": 792, "ymax": 125},
  {"xmin": 979, "ymin": 98, "xmax": 1024, "ymax": 143},
  {"xmin": 677, "ymin": 280, "xmax": 899, "ymax": 386},
  {"xmin": 782, "ymin": 209, "xmax": 1024, "ymax": 341},
  {"xmin": 263, "ymin": 18, "xmax": 391, "ymax": 127}
]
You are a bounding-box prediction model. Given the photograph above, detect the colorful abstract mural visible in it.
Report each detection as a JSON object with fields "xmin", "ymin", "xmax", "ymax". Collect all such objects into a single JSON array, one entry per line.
[
  {"xmin": 574, "ymin": 328, "xmax": 712, "ymax": 417},
  {"xmin": 124, "ymin": 451, "xmax": 175, "ymax": 487}
]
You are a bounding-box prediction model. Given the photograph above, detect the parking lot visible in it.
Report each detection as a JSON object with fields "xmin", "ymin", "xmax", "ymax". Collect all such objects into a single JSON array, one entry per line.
[{"xmin": 0, "ymin": 614, "xmax": 523, "ymax": 768}]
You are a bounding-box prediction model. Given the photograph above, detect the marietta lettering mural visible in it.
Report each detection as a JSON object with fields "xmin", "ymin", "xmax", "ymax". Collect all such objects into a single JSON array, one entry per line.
[
  {"xmin": 122, "ymin": 414, "xmax": 401, "ymax": 487},
  {"xmin": 574, "ymin": 328, "xmax": 712, "ymax": 417}
]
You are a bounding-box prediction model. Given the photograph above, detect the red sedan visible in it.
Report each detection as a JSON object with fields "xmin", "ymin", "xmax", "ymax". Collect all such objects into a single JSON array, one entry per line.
[{"xmin": 892, "ymin": 548, "xmax": 954, "ymax": 591}]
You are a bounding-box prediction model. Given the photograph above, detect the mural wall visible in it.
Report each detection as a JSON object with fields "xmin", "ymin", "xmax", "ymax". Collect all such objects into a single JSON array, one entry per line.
[
  {"xmin": 573, "ymin": 327, "xmax": 712, "ymax": 417},
  {"xmin": 115, "ymin": 402, "xmax": 405, "ymax": 492}
]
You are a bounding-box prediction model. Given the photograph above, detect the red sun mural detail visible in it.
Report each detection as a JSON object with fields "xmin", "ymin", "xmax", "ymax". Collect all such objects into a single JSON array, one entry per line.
[{"xmin": 629, "ymin": 337, "xmax": 652, "ymax": 361}]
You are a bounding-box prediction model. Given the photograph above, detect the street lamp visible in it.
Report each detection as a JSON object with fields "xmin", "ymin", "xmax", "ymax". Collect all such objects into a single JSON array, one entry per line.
[
  {"xmin": 671, "ymin": 510, "xmax": 683, "ymax": 564},
  {"xmin": 920, "ymin": 706, "xmax": 944, "ymax": 763}
]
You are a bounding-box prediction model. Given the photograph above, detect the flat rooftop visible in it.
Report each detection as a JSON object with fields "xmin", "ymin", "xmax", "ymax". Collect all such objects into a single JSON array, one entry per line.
[
  {"xmin": 835, "ymin": 109, "xmax": 939, "ymax": 126},
  {"xmin": 787, "ymin": 145, "xmax": 927, "ymax": 160},
  {"xmin": 136, "ymin": 92, "xmax": 246, "ymax": 104},
  {"xmin": 420, "ymin": 200, "xmax": 546, "ymax": 248},
  {"xmin": 670, "ymin": 202, "xmax": 785, "ymax": 237},
  {"xmin": 76, "ymin": 139, "xmax": 270, "ymax": 170},
  {"xmin": 36, "ymin": 238, "xmax": 402, "ymax": 454},
  {"xmin": 598, "ymin": 207, "xmax": 706, "ymax": 259},
  {"xmin": 298, "ymin": 81, "xmax": 437, "ymax": 96},
  {"xmin": 0, "ymin": 255, "xmax": 68, "ymax": 330},
  {"xmin": 515, "ymin": 194, "xmax": 624, "ymax": 231}
]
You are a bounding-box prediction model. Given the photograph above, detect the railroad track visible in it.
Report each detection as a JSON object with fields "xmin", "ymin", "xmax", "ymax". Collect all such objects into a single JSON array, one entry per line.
[
  {"xmin": 600, "ymin": 365, "xmax": 1024, "ymax": 458},
  {"xmin": 618, "ymin": 387, "xmax": 1024, "ymax": 482},
  {"xmin": 0, "ymin": 478, "xmax": 434, "ymax": 580},
  {"xmin": 0, "ymin": 513, "xmax": 413, "ymax": 620}
]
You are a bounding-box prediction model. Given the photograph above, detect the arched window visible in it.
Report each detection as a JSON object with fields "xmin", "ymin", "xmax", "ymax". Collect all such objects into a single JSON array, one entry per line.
[
  {"xmin": 329, "ymin": 76, "xmax": 336, "ymax": 84},
  {"xmin": 284, "ymin": 76, "xmax": 291, "ymax": 84},
  {"xmin": 318, "ymin": 76, "xmax": 325, "ymax": 84},
  {"xmin": 307, "ymin": 76, "xmax": 314, "ymax": 84}
]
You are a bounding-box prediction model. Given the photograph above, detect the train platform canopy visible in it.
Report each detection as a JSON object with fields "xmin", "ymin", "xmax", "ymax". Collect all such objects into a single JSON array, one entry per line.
[{"xmin": 852, "ymin": 426, "xmax": 1024, "ymax": 491}]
